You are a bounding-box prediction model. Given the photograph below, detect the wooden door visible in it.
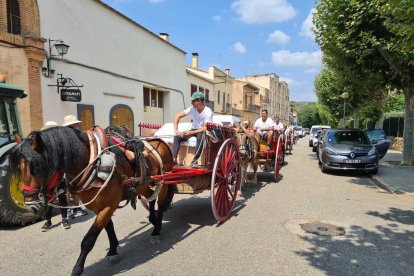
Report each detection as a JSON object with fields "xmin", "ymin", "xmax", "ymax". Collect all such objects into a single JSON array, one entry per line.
[
  {"xmin": 111, "ymin": 105, "xmax": 134, "ymax": 133},
  {"xmin": 77, "ymin": 104, "xmax": 95, "ymax": 131}
]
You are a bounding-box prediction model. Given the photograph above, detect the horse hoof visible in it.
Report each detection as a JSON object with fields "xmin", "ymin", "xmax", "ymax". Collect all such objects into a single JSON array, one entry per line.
[
  {"xmin": 150, "ymin": 236, "xmax": 161, "ymax": 244},
  {"xmin": 105, "ymin": 254, "xmax": 121, "ymax": 265},
  {"xmin": 71, "ymin": 267, "xmax": 83, "ymax": 276}
]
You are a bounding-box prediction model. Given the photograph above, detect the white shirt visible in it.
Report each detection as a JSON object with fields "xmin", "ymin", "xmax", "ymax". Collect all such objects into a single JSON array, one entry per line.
[
  {"xmin": 274, "ymin": 122, "xmax": 284, "ymax": 131},
  {"xmin": 254, "ymin": 117, "xmax": 274, "ymax": 136},
  {"xmin": 184, "ymin": 106, "xmax": 213, "ymax": 129}
]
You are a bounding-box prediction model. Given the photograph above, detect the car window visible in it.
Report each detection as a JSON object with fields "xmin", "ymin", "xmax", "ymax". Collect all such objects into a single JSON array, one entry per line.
[
  {"xmin": 366, "ymin": 129, "xmax": 386, "ymax": 141},
  {"xmin": 327, "ymin": 131, "xmax": 370, "ymax": 144},
  {"xmin": 311, "ymin": 127, "xmax": 318, "ymax": 134}
]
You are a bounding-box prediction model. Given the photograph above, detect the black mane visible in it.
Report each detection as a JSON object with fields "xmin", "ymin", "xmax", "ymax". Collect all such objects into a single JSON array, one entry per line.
[{"xmin": 10, "ymin": 127, "xmax": 86, "ymax": 176}]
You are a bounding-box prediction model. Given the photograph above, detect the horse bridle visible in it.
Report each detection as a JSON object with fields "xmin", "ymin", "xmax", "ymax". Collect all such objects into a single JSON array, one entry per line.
[{"xmin": 22, "ymin": 169, "xmax": 63, "ymax": 213}]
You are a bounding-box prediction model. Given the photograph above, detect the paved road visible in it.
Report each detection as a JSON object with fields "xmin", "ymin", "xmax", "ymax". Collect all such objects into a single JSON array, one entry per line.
[{"xmin": 1, "ymin": 137, "xmax": 413, "ymax": 276}]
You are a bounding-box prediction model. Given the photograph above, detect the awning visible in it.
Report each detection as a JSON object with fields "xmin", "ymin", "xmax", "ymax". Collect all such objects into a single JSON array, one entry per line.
[{"xmin": 0, "ymin": 82, "xmax": 27, "ymax": 99}]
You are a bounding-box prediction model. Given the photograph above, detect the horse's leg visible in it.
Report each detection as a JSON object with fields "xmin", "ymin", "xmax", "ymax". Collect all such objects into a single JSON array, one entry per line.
[
  {"xmin": 71, "ymin": 207, "xmax": 115, "ymax": 276},
  {"xmin": 104, "ymin": 219, "xmax": 121, "ymax": 264},
  {"xmin": 148, "ymin": 185, "xmax": 173, "ymax": 244}
]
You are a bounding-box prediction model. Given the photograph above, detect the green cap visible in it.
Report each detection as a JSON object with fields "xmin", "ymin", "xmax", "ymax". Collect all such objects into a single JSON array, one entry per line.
[{"xmin": 191, "ymin": 91, "xmax": 205, "ymax": 101}]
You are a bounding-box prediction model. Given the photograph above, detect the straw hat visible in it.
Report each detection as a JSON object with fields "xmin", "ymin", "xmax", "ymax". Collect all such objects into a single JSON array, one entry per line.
[
  {"xmin": 41, "ymin": 121, "xmax": 58, "ymax": 131},
  {"xmin": 62, "ymin": 114, "xmax": 82, "ymax": 126}
]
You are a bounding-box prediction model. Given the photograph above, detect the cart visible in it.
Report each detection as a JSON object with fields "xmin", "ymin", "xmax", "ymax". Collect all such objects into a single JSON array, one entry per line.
[
  {"xmin": 256, "ymin": 130, "xmax": 284, "ymax": 181},
  {"xmin": 151, "ymin": 123, "xmax": 242, "ymax": 222}
]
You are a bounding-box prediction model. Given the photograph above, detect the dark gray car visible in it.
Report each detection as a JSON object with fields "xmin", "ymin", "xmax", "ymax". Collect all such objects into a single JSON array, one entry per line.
[{"xmin": 317, "ymin": 129, "xmax": 379, "ymax": 174}]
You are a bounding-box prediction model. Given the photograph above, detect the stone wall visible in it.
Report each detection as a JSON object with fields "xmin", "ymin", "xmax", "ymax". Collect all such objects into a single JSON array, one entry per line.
[{"xmin": 389, "ymin": 137, "xmax": 403, "ymax": 152}]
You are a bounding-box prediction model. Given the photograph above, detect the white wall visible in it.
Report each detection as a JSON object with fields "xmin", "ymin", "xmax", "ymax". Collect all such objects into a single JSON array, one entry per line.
[{"xmin": 38, "ymin": 0, "xmax": 187, "ymax": 133}]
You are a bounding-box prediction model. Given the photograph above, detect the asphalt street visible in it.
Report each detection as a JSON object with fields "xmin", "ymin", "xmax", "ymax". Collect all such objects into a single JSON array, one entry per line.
[{"xmin": 1, "ymin": 137, "xmax": 413, "ymax": 276}]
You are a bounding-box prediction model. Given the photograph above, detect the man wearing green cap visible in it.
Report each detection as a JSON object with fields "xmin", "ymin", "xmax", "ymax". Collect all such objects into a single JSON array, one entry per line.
[{"xmin": 172, "ymin": 91, "xmax": 213, "ymax": 166}]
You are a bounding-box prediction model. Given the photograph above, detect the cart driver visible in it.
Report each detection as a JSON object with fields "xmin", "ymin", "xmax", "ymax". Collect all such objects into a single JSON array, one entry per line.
[
  {"xmin": 172, "ymin": 91, "xmax": 213, "ymax": 166},
  {"xmin": 253, "ymin": 109, "xmax": 274, "ymax": 151},
  {"xmin": 274, "ymin": 116, "xmax": 284, "ymax": 132}
]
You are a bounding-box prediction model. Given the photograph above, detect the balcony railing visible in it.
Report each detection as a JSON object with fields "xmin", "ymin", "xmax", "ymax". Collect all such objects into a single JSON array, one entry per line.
[{"xmin": 232, "ymin": 108, "xmax": 243, "ymax": 116}]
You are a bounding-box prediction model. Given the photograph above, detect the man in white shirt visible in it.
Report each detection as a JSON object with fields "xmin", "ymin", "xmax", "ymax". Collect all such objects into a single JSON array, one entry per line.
[
  {"xmin": 274, "ymin": 116, "xmax": 284, "ymax": 131},
  {"xmin": 172, "ymin": 91, "xmax": 213, "ymax": 165},
  {"xmin": 253, "ymin": 109, "xmax": 274, "ymax": 151}
]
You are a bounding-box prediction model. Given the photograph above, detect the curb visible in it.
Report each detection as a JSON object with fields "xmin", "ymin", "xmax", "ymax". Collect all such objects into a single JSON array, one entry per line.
[{"xmin": 369, "ymin": 175, "xmax": 393, "ymax": 193}]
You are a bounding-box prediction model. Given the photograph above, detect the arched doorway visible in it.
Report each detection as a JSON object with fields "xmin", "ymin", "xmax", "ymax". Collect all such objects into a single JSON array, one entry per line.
[
  {"xmin": 77, "ymin": 104, "xmax": 95, "ymax": 131},
  {"xmin": 110, "ymin": 104, "xmax": 134, "ymax": 134}
]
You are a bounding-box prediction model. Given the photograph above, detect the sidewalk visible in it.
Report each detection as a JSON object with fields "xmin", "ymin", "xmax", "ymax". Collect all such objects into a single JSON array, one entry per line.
[{"xmin": 371, "ymin": 150, "xmax": 414, "ymax": 197}]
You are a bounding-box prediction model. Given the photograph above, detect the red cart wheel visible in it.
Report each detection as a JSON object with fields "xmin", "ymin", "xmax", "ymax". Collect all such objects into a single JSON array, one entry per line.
[
  {"xmin": 211, "ymin": 138, "xmax": 242, "ymax": 222},
  {"xmin": 274, "ymin": 135, "xmax": 284, "ymax": 181}
]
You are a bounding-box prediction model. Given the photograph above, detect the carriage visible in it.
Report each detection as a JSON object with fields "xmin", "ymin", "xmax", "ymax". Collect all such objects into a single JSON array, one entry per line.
[
  {"xmin": 149, "ymin": 122, "xmax": 242, "ymax": 222},
  {"xmin": 256, "ymin": 129, "xmax": 285, "ymax": 181}
]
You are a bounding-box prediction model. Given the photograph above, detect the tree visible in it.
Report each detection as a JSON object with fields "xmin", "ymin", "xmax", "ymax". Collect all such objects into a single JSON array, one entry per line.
[
  {"xmin": 297, "ymin": 103, "xmax": 321, "ymax": 128},
  {"xmin": 314, "ymin": 0, "xmax": 414, "ymax": 165}
]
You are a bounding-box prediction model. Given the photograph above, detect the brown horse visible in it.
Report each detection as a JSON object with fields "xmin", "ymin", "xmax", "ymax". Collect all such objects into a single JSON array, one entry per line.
[
  {"xmin": 235, "ymin": 124, "xmax": 259, "ymax": 186},
  {"xmin": 10, "ymin": 126, "xmax": 174, "ymax": 276}
]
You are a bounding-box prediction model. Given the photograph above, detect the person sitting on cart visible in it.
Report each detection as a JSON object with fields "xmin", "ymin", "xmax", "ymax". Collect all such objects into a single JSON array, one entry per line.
[
  {"xmin": 172, "ymin": 91, "xmax": 213, "ymax": 166},
  {"xmin": 274, "ymin": 116, "xmax": 284, "ymax": 132},
  {"xmin": 253, "ymin": 109, "xmax": 274, "ymax": 151}
]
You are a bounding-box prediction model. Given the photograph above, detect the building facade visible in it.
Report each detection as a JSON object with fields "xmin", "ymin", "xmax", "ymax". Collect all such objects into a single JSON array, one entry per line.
[{"xmin": 0, "ymin": 0, "xmax": 46, "ymax": 134}]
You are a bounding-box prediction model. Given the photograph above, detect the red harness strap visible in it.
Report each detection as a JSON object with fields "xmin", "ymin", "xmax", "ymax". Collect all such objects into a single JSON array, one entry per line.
[{"xmin": 22, "ymin": 170, "xmax": 63, "ymax": 195}]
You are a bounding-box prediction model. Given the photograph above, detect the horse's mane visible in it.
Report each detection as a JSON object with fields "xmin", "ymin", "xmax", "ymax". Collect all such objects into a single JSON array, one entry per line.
[{"xmin": 10, "ymin": 127, "xmax": 86, "ymax": 176}]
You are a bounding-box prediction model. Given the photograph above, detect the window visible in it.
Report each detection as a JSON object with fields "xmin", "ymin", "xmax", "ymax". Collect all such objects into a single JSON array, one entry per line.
[
  {"xmin": 143, "ymin": 87, "xmax": 164, "ymax": 108},
  {"xmin": 191, "ymin": 84, "xmax": 197, "ymax": 95},
  {"xmin": 199, "ymin": 86, "xmax": 204, "ymax": 93},
  {"xmin": 205, "ymin": 89, "xmax": 209, "ymax": 100},
  {"xmin": 218, "ymin": 90, "xmax": 220, "ymax": 104},
  {"xmin": 223, "ymin": 92, "xmax": 226, "ymax": 106},
  {"xmin": 7, "ymin": 0, "xmax": 21, "ymax": 35}
]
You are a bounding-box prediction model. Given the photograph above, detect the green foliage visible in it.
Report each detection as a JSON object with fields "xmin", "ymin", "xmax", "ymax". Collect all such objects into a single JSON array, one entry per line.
[
  {"xmin": 297, "ymin": 103, "xmax": 321, "ymax": 128},
  {"xmin": 386, "ymin": 92, "xmax": 405, "ymax": 112}
]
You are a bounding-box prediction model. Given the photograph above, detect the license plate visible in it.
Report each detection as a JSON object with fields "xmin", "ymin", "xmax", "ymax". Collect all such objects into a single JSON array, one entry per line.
[{"xmin": 344, "ymin": 159, "xmax": 361, "ymax": 163}]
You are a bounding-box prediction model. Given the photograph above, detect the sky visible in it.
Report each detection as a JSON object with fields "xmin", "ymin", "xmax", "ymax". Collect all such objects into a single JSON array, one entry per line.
[{"xmin": 102, "ymin": 0, "xmax": 320, "ymax": 102}]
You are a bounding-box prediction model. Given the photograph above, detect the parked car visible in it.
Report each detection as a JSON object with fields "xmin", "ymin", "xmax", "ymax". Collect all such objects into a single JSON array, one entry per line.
[
  {"xmin": 309, "ymin": 125, "xmax": 331, "ymax": 151},
  {"xmin": 317, "ymin": 129, "xmax": 379, "ymax": 174},
  {"xmin": 365, "ymin": 129, "xmax": 390, "ymax": 159},
  {"xmin": 304, "ymin": 128, "xmax": 310, "ymax": 135},
  {"xmin": 295, "ymin": 126, "xmax": 305, "ymax": 138}
]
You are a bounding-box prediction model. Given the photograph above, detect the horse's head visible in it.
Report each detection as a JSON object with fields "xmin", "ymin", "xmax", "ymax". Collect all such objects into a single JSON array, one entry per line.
[{"xmin": 10, "ymin": 127, "xmax": 85, "ymax": 214}]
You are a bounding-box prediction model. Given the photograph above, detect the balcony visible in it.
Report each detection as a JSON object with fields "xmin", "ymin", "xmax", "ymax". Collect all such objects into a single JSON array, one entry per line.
[
  {"xmin": 232, "ymin": 108, "xmax": 243, "ymax": 117},
  {"xmin": 205, "ymin": 99, "xmax": 214, "ymax": 110}
]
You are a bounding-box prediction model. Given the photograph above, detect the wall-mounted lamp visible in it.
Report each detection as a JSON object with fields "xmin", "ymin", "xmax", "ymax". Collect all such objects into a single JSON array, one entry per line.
[{"xmin": 42, "ymin": 39, "xmax": 70, "ymax": 78}]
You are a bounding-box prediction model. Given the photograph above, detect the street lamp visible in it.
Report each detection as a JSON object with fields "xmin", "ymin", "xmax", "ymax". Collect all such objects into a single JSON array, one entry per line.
[
  {"xmin": 340, "ymin": 92, "xmax": 349, "ymax": 128},
  {"xmin": 42, "ymin": 39, "xmax": 70, "ymax": 78}
]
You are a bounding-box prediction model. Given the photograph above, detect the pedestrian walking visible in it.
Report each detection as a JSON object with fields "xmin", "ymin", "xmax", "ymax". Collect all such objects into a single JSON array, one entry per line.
[
  {"xmin": 62, "ymin": 115, "xmax": 88, "ymax": 218},
  {"xmin": 40, "ymin": 121, "xmax": 71, "ymax": 231}
]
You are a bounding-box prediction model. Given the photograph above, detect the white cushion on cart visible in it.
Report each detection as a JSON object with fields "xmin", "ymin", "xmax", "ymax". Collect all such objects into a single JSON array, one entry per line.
[{"xmin": 154, "ymin": 123, "xmax": 197, "ymax": 147}]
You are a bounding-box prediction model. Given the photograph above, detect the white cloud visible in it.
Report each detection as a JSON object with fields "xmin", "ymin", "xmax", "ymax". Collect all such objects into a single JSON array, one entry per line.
[
  {"xmin": 266, "ymin": 30, "xmax": 290, "ymax": 45},
  {"xmin": 232, "ymin": 42, "xmax": 247, "ymax": 54},
  {"xmin": 149, "ymin": 0, "xmax": 164, "ymax": 3},
  {"xmin": 213, "ymin": 15, "xmax": 222, "ymax": 22},
  {"xmin": 271, "ymin": 50, "xmax": 321, "ymax": 68},
  {"xmin": 231, "ymin": 0, "xmax": 297, "ymax": 24},
  {"xmin": 300, "ymin": 8, "xmax": 315, "ymax": 40},
  {"xmin": 279, "ymin": 77, "xmax": 306, "ymax": 87}
]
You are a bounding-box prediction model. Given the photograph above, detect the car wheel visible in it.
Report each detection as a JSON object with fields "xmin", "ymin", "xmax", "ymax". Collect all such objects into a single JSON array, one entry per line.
[{"xmin": 320, "ymin": 163, "xmax": 328, "ymax": 173}]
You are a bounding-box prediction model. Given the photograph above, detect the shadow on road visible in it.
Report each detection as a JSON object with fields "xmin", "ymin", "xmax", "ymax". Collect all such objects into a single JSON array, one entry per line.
[{"xmin": 295, "ymin": 208, "xmax": 414, "ymax": 275}]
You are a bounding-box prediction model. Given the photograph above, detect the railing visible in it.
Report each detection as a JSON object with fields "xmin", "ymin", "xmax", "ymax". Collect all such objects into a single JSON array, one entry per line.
[
  {"xmin": 232, "ymin": 108, "xmax": 243, "ymax": 116},
  {"xmin": 137, "ymin": 122, "xmax": 162, "ymax": 137}
]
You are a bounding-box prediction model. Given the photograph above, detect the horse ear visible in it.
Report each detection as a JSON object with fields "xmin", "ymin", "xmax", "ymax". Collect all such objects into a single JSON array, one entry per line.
[
  {"xmin": 14, "ymin": 134, "xmax": 21, "ymax": 143},
  {"xmin": 31, "ymin": 132, "xmax": 44, "ymax": 153}
]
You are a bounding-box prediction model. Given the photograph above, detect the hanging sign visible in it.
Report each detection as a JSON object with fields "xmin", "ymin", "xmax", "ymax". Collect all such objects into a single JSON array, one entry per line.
[{"xmin": 61, "ymin": 88, "xmax": 82, "ymax": 102}]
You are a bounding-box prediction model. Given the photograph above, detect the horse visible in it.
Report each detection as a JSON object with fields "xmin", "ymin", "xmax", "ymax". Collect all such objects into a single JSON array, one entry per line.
[
  {"xmin": 234, "ymin": 123, "xmax": 259, "ymax": 186},
  {"xmin": 10, "ymin": 126, "xmax": 175, "ymax": 276}
]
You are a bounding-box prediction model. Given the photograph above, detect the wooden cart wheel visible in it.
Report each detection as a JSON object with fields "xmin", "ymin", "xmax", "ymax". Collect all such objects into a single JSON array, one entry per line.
[
  {"xmin": 274, "ymin": 135, "xmax": 284, "ymax": 181},
  {"xmin": 211, "ymin": 138, "xmax": 242, "ymax": 222}
]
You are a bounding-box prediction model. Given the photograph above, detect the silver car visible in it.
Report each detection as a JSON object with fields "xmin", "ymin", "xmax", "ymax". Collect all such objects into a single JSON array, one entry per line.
[{"xmin": 317, "ymin": 129, "xmax": 379, "ymax": 174}]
